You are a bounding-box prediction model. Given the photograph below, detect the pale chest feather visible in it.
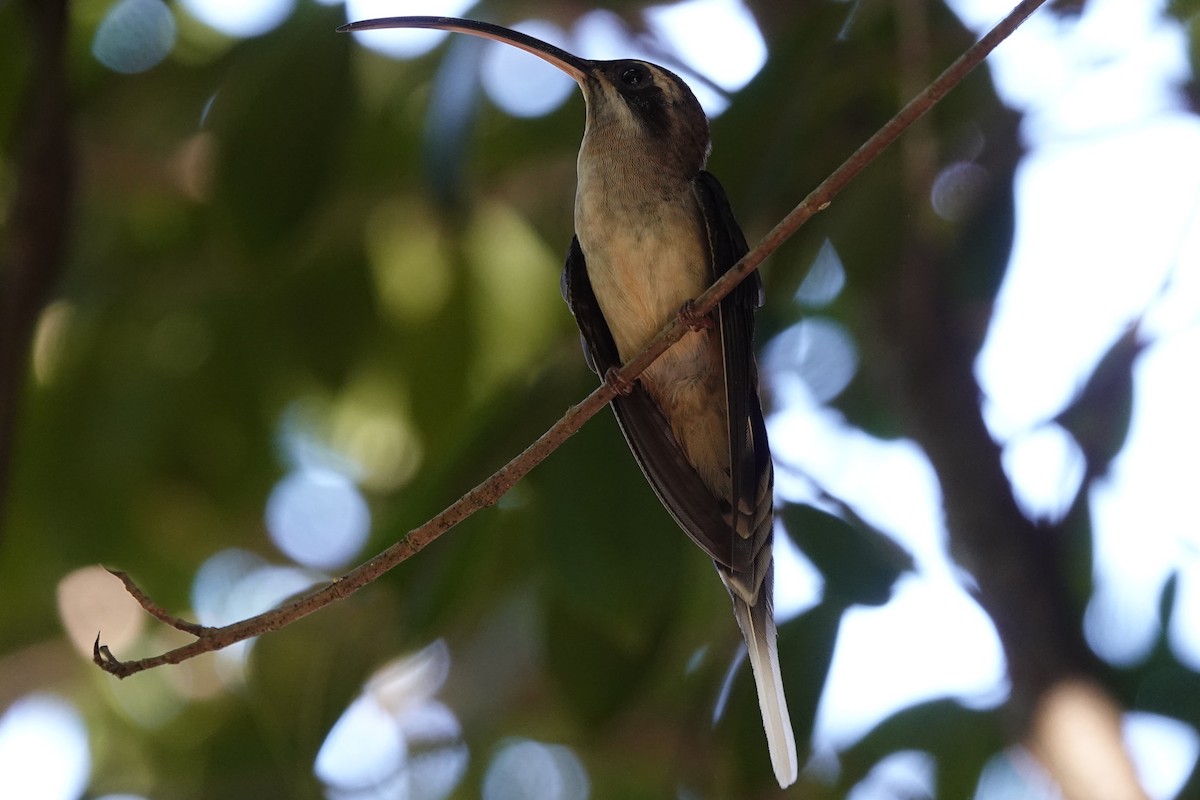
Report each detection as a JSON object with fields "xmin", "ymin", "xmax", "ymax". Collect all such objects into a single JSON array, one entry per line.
[
  {"xmin": 573, "ymin": 156, "xmax": 730, "ymax": 488},
  {"xmin": 573, "ymin": 159, "xmax": 712, "ymax": 367}
]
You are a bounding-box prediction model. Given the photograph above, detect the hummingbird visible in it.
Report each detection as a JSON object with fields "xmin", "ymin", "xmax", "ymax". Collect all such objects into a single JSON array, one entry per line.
[{"xmin": 339, "ymin": 16, "xmax": 797, "ymax": 787}]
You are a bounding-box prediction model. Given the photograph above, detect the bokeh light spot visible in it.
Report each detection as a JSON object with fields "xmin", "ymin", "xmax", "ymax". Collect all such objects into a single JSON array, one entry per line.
[
  {"xmin": 1083, "ymin": 570, "xmax": 1160, "ymax": 667},
  {"xmin": 179, "ymin": 0, "xmax": 293, "ymax": 38},
  {"xmin": 1124, "ymin": 712, "xmax": 1200, "ymax": 800},
  {"xmin": 764, "ymin": 317, "xmax": 859, "ymax": 405},
  {"xmin": 31, "ymin": 300, "xmax": 74, "ymax": 386},
  {"xmin": 57, "ymin": 565, "xmax": 146, "ymax": 658},
  {"xmin": 847, "ymin": 750, "xmax": 935, "ymax": 800},
  {"xmin": 1168, "ymin": 557, "xmax": 1200, "ymax": 671},
  {"xmin": 772, "ymin": 529, "xmax": 825, "ymax": 621},
  {"xmin": 191, "ymin": 548, "xmax": 264, "ymax": 626},
  {"xmin": 343, "ymin": 0, "xmax": 475, "ymax": 58},
  {"xmin": 572, "ymin": 10, "xmax": 646, "ymax": 61},
  {"xmin": 366, "ymin": 199, "xmax": 453, "ymax": 325},
  {"xmin": 483, "ymin": 739, "xmax": 589, "ymax": 800},
  {"xmin": 316, "ymin": 696, "xmax": 406, "ymax": 791},
  {"xmin": 1001, "ymin": 423, "xmax": 1085, "ymax": 522},
  {"xmin": 973, "ymin": 748, "xmax": 1059, "ymax": 799},
  {"xmin": 92, "ymin": 0, "xmax": 176, "ymax": 74},
  {"xmin": 331, "ymin": 399, "xmax": 423, "ymax": 493},
  {"xmin": 0, "ymin": 695, "xmax": 90, "ymax": 800},
  {"xmin": 645, "ymin": 0, "xmax": 766, "ymax": 92},
  {"xmin": 191, "ymin": 549, "xmax": 322, "ymax": 681},
  {"xmin": 266, "ymin": 467, "xmax": 370, "ymax": 570},
  {"xmin": 814, "ymin": 576, "xmax": 1007, "ymax": 751},
  {"xmin": 931, "ymin": 161, "xmax": 990, "ymax": 222},
  {"xmin": 464, "ymin": 202, "xmax": 564, "ymax": 399},
  {"xmin": 1084, "ymin": 327, "xmax": 1200, "ymax": 667},
  {"xmin": 795, "ymin": 240, "xmax": 846, "ymax": 308},
  {"xmin": 368, "ymin": 640, "xmax": 451, "ymax": 712},
  {"xmin": 481, "ymin": 20, "xmax": 576, "ymax": 118},
  {"xmin": 317, "ymin": 641, "xmax": 467, "ymax": 800}
]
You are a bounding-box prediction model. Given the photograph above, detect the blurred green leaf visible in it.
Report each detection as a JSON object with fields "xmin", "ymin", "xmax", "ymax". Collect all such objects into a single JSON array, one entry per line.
[
  {"xmin": 840, "ymin": 699, "xmax": 1003, "ymax": 796},
  {"xmin": 535, "ymin": 415, "xmax": 689, "ymax": 727},
  {"xmin": 781, "ymin": 502, "xmax": 913, "ymax": 607},
  {"xmin": 208, "ymin": 4, "xmax": 353, "ymax": 252},
  {"xmin": 1054, "ymin": 322, "xmax": 1145, "ymax": 481}
]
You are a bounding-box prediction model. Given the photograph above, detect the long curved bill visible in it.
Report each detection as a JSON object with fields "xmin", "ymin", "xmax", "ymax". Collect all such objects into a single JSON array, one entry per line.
[{"xmin": 337, "ymin": 16, "xmax": 590, "ymax": 84}]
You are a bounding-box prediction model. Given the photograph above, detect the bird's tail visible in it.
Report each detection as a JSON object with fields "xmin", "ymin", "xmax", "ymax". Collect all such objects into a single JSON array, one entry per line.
[{"xmin": 731, "ymin": 591, "xmax": 798, "ymax": 788}]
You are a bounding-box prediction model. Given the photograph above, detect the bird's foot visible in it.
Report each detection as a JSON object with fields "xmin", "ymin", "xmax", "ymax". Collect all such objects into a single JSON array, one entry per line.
[
  {"xmin": 677, "ymin": 299, "xmax": 714, "ymax": 331},
  {"xmin": 603, "ymin": 367, "xmax": 635, "ymax": 396}
]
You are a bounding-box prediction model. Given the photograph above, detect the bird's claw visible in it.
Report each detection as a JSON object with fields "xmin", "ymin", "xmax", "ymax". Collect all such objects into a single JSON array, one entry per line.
[
  {"xmin": 603, "ymin": 367, "xmax": 635, "ymax": 396},
  {"xmin": 678, "ymin": 299, "xmax": 714, "ymax": 331}
]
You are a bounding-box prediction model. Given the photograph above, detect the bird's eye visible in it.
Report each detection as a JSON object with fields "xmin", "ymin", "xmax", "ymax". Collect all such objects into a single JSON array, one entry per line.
[{"xmin": 620, "ymin": 65, "xmax": 648, "ymax": 86}]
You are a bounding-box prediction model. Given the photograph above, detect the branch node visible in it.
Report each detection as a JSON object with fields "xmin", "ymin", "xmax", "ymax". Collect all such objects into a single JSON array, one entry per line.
[
  {"xmin": 107, "ymin": 566, "xmax": 209, "ymax": 636},
  {"xmin": 92, "ymin": 633, "xmax": 127, "ymax": 677}
]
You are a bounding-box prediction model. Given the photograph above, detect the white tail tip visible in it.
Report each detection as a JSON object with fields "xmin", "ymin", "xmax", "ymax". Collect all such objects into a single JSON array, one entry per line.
[{"xmin": 733, "ymin": 595, "xmax": 798, "ymax": 788}]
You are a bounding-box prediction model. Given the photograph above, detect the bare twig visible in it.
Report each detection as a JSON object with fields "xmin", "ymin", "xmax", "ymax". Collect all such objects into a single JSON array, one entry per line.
[
  {"xmin": 95, "ymin": 0, "xmax": 1049, "ymax": 678},
  {"xmin": 96, "ymin": 384, "xmax": 615, "ymax": 677},
  {"xmin": 105, "ymin": 569, "xmax": 209, "ymax": 636}
]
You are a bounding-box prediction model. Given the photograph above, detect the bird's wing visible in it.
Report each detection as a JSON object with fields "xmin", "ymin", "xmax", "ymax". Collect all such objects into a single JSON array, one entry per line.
[
  {"xmin": 561, "ymin": 235, "xmax": 735, "ymax": 568},
  {"xmin": 691, "ymin": 175, "xmax": 793, "ymax": 785},
  {"xmin": 691, "ymin": 171, "xmax": 774, "ymax": 592}
]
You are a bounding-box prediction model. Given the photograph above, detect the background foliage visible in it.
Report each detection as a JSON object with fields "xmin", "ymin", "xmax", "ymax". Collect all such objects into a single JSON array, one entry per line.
[{"xmin": 2, "ymin": 0, "xmax": 1199, "ymax": 798}]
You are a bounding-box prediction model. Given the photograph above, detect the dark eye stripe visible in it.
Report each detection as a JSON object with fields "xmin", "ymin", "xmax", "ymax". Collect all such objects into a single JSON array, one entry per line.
[{"xmin": 621, "ymin": 87, "xmax": 670, "ymax": 136}]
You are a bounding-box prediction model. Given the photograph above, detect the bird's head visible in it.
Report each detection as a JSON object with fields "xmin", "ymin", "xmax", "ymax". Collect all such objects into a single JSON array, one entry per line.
[{"xmin": 339, "ymin": 16, "xmax": 711, "ymax": 175}]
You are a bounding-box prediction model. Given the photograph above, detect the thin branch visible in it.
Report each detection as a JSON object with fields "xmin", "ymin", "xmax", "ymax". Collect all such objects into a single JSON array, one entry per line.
[
  {"xmin": 105, "ymin": 569, "xmax": 209, "ymax": 636},
  {"xmin": 97, "ymin": 384, "xmax": 615, "ymax": 676},
  {"xmin": 94, "ymin": 0, "xmax": 1049, "ymax": 678}
]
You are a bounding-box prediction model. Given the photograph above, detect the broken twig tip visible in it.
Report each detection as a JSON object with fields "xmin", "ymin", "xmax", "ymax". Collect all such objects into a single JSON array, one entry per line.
[{"xmin": 93, "ymin": 633, "xmax": 116, "ymax": 669}]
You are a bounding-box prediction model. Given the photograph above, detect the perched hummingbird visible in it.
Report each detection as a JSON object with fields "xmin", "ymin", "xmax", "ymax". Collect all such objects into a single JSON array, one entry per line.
[{"xmin": 340, "ymin": 16, "xmax": 797, "ymax": 787}]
